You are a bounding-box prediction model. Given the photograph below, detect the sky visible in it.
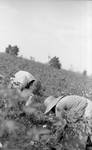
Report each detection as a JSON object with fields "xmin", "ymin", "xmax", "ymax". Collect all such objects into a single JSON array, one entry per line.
[{"xmin": 0, "ymin": 0, "xmax": 91, "ymax": 75}]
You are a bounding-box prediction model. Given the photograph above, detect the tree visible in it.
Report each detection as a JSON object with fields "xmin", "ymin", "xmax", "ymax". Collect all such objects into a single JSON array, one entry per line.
[
  {"xmin": 5, "ymin": 45, "xmax": 19, "ymax": 56},
  {"xmin": 83, "ymin": 70, "xmax": 87, "ymax": 76},
  {"xmin": 5, "ymin": 45, "xmax": 12, "ymax": 54},
  {"xmin": 30, "ymin": 56, "xmax": 35, "ymax": 61},
  {"xmin": 49, "ymin": 56, "xmax": 61, "ymax": 69}
]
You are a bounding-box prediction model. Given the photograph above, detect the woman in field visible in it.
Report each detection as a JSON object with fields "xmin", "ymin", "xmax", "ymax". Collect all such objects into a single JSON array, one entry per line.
[
  {"xmin": 44, "ymin": 95, "xmax": 92, "ymax": 123},
  {"xmin": 9, "ymin": 70, "xmax": 36, "ymax": 106},
  {"xmin": 44, "ymin": 94, "xmax": 92, "ymax": 148}
]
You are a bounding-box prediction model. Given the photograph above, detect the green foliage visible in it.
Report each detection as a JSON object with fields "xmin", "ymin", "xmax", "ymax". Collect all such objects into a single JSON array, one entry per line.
[
  {"xmin": 5, "ymin": 45, "xmax": 19, "ymax": 56},
  {"xmin": 48, "ymin": 56, "xmax": 61, "ymax": 69},
  {"xmin": 0, "ymin": 52, "xmax": 91, "ymax": 99},
  {"xmin": 0, "ymin": 53, "xmax": 92, "ymax": 149},
  {"xmin": 0, "ymin": 73, "xmax": 91, "ymax": 149}
]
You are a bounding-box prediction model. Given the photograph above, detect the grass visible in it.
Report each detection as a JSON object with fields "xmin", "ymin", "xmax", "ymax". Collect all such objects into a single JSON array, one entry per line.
[
  {"xmin": 0, "ymin": 52, "xmax": 91, "ymax": 98},
  {"xmin": 0, "ymin": 52, "xmax": 91, "ymax": 149}
]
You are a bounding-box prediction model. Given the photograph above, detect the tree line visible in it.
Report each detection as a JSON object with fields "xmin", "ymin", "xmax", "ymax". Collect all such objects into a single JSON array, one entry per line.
[{"xmin": 5, "ymin": 44, "xmax": 87, "ymax": 76}]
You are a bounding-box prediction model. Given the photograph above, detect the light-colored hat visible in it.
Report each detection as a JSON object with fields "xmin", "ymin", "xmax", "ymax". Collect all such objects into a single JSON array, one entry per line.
[
  {"xmin": 10, "ymin": 70, "xmax": 36, "ymax": 89},
  {"xmin": 44, "ymin": 95, "xmax": 63, "ymax": 114}
]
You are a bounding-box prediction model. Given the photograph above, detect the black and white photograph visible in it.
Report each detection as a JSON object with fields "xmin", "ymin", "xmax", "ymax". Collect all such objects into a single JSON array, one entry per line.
[{"xmin": 0, "ymin": 0, "xmax": 91, "ymax": 149}]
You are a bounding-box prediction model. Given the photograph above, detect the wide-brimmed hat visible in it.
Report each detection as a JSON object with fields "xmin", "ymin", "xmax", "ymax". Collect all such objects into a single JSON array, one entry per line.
[{"xmin": 44, "ymin": 95, "xmax": 63, "ymax": 114}]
